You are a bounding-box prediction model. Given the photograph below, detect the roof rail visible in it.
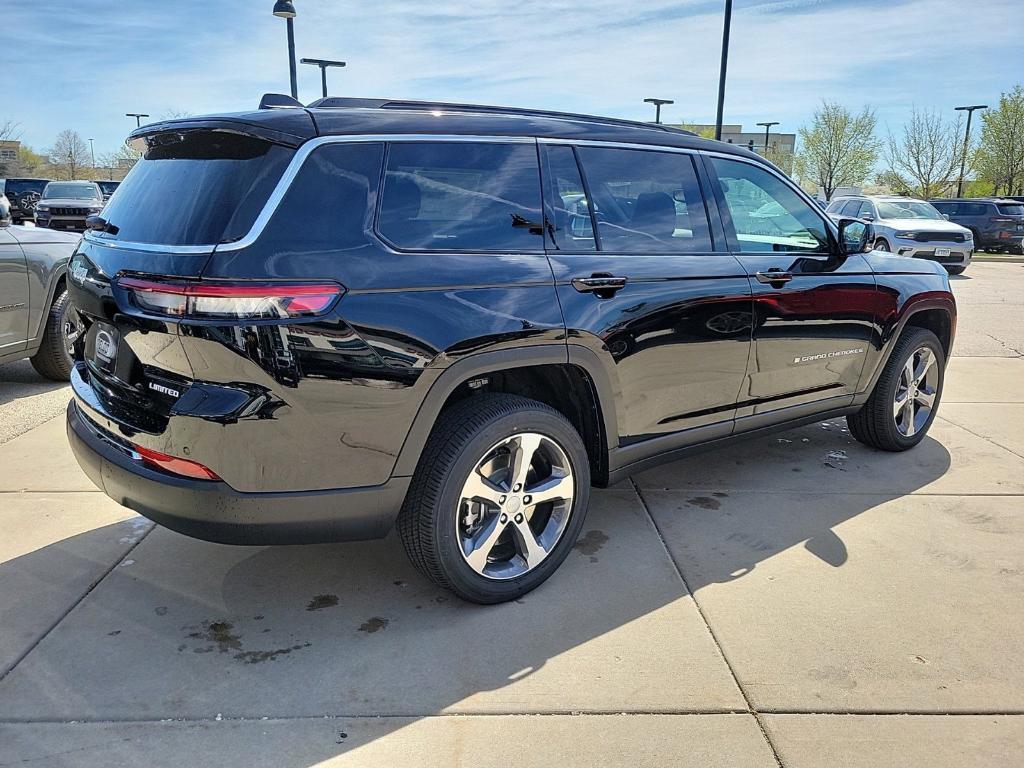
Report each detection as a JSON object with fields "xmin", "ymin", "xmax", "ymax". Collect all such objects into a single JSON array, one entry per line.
[
  {"xmin": 304, "ymin": 97, "xmax": 696, "ymax": 135},
  {"xmin": 259, "ymin": 93, "xmax": 304, "ymax": 110}
]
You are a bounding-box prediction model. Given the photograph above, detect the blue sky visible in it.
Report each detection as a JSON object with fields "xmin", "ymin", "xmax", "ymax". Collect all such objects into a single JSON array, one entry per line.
[{"xmin": 5, "ymin": 0, "xmax": 1022, "ymax": 159}]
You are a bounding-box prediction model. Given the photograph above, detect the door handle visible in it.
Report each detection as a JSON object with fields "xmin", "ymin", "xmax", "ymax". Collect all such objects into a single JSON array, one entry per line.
[
  {"xmin": 571, "ymin": 275, "xmax": 627, "ymax": 296},
  {"xmin": 755, "ymin": 270, "xmax": 793, "ymax": 286}
]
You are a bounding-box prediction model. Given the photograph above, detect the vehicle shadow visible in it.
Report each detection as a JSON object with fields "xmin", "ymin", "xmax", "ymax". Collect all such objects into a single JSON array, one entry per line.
[
  {"xmin": 0, "ymin": 360, "xmax": 67, "ymax": 408},
  {"xmin": 0, "ymin": 423, "xmax": 952, "ymax": 765}
]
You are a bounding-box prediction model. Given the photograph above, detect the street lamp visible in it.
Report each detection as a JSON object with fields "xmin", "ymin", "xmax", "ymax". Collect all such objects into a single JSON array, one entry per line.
[
  {"xmin": 643, "ymin": 98, "xmax": 674, "ymax": 125},
  {"xmin": 125, "ymin": 113, "xmax": 149, "ymax": 128},
  {"xmin": 301, "ymin": 58, "xmax": 346, "ymax": 99},
  {"xmin": 88, "ymin": 138, "xmax": 96, "ymax": 168},
  {"xmin": 273, "ymin": 0, "xmax": 299, "ymax": 100},
  {"xmin": 756, "ymin": 121, "xmax": 779, "ymax": 154},
  {"xmin": 954, "ymin": 104, "xmax": 987, "ymax": 197},
  {"xmin": 714, "ymin": 0, "xmax": 733, "ymax": 140}
]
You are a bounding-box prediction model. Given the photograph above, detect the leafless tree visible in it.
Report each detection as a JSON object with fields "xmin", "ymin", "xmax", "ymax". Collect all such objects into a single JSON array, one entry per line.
[
  {"xmin": 795, "ymin": 102, "xmax": 880, "ymax": 199},
  {"xmin": 47, "ymin": 129, "xmax": 92, "ymax": 180},
  {"xmin": 884, "ymin": 107, "xmax": 962, "ymax": 199}
]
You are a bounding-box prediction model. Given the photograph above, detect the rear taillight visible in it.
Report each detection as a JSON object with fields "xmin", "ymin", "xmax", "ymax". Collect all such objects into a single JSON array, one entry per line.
[
  {"xmin": 118, "ymin": 277, "xmax": 343, "ymax": 320},
  {"xmin": 134, "ymin": 444, "xmax": 221, "ymax": 481}
]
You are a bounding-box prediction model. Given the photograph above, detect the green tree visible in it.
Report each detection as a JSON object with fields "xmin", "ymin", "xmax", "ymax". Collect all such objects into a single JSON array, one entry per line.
[
  {"xmin": 975, "ymin": 84, "xmax": 1024, "ymax": 196},
  {"xmin": 885, "ymin": 107, "xmax": 962, "ymax": 199},
  {"xmin": 794, "ymin": 102, "xmax": 880, "ymax": 199}
]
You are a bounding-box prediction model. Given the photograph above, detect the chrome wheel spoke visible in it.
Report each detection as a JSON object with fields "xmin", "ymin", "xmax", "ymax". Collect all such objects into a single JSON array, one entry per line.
[
  {"xmin": 912, "ymin": 349, "xmax": 934, "ymax": 384},
  {"xmin": 509, "ymin": 433, "xmax": 543, "ymax": 490},
  {"xmin": 893, "ymin": 390, "xmax": 910, "ymax": 419},
  {"xmin": 464, "ymin": 513, "xmax": 507, "ymax": 572},
  {"xmin": 525, "ymin": 471, "xmax": 572, "ymax": 507},
  {"xmin": 512, "ymin": 518, "xmax": 548, "ymax": 569},
  {"xmin": 903, "ymin": 405, "xmax": 917, "ymax": 436},
  {"xmin": 915, "ymin": 386, "xmax": 936, "ymax": 409},
  {"xmin": 462, "ymin": 471, "xmax": 505, "ymax": 506}
]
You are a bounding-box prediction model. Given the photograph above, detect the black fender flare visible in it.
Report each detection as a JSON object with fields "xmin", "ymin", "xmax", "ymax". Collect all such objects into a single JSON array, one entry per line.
[
  {"xmin": 28, "ymin": 263, "xmax": 69, "ymax": 347},
  {"xmin": 391, "ymin": 343, "xmax": 619, "ymax": 477}
]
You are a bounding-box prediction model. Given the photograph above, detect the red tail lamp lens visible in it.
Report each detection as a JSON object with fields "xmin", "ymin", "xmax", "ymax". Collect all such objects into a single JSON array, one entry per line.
[
  {"xmin": 118, "ymin": 277, "xmax": 343, "ymax": 319},
  {"xmin": 135, "ymin": 444, "xmax": 221, "ymax": 481}
]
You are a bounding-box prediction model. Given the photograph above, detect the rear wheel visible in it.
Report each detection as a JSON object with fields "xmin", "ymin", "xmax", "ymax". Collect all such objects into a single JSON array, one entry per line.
[
  {"xmin": 29, "ymin": 289, "xmax": 81, "ymax": 381},
  {"xmin": 847, "ymin": 327, "xmax": 944, "ymax": 451},
  {"xmin": 397, "ymin": 393, "xmax": 590, "ymax": 604}
]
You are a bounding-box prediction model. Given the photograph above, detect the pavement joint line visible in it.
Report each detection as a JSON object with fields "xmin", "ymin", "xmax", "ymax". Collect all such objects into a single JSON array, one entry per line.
[
  {"xmin": 628, "ymin": 477, "xmax": 786, "ymax": 768},
  {"xmin": 0, "ymin": 522, "xmax": 155, "ymax": 684},
  {"xmin": 936, "ymin": 414, "xmax": 1024, "ymax": 461},
  {"xmin": 632, "ymin": 491, "xmax": 1024, "ymax": 497},
  {"xmin": 2, "ymin": 711, "xmax": 1024, "ymax": 726}
]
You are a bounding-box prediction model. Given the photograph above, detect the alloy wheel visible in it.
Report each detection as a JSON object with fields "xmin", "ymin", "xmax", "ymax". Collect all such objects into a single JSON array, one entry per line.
[
  {"xmin": 456, "ymin": 432, "xmax": 575, "ymax": 580},
  {"xmin": 893, "ymin": 346, "xmax": 938, "ymax": 437}
]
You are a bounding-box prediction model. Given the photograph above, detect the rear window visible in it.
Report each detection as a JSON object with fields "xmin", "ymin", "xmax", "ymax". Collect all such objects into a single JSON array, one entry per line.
[
  {"xmin": 96, "ymin": 130, "xmax": 294, "ymax": 247},
  {"xmin": 998, "ymin": 203, "xmax": 1024, "ymax": 216},
  {"xmin": 377, "ymin": 142, "xmax": 543, "ymax": 252}
]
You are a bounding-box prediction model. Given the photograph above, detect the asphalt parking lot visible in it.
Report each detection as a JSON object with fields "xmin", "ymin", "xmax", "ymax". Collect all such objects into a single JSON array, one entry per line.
[{"xmin": 1, "ymin": 262, "xmax": 1022, "ymax": 767}]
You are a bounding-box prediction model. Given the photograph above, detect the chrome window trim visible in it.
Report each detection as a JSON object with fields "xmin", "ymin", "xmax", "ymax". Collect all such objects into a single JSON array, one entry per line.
[
  {"xmin": 538, "ymin": 137, "xmax": 697, "ymax": 156},
  {"xmin": 83, "ymin": 133, "xmax": 535, "ymax": 255}
]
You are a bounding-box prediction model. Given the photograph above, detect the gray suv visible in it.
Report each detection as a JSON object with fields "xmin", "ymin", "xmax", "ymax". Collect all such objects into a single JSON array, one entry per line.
[{"xmin": 929, "ymin": 198, "xmax": 1024, "ymax": 254}]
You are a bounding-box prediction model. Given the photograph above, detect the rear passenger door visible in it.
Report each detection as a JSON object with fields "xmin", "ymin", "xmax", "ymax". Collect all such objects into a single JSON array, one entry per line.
[
  {"xmin": 704, "ymin": 155, "xmax": 878, "ymax": 424},
  {"xmin": 541, "ymin": 141, "xmax": 751, "ymax": 444}
]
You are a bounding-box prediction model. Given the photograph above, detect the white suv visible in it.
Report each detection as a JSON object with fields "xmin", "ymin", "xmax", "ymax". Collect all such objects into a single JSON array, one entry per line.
[{"xmin": 826, "ymin": 195, "xmax": 973, "ymax": 274}]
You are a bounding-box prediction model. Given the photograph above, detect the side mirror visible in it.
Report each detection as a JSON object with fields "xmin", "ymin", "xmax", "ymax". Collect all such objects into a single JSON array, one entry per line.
[
  {"xmin": 943, "ymin": 214, "xmax": 950, "ymax": 220},
  {"xmin": 838, "ymin": 217, "xmax": 874, "ymax": 254}
]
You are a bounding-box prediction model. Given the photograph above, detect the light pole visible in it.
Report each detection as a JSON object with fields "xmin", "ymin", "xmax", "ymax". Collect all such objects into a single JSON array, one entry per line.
[
  {"xmin": 301, "ymin": 58, "xmax": 346, "ymax": 98},
  {"xmin": 125, "ymin": 113, "xmax": 149, "ymax": 128},
  {"xmin": 643, "ymin": 98, "xmax": 674, "ymax": 124},
  {"xmin": 273, "ymin": 1, "xmax": 299, "ymax": 100},
  {"xmin": 756, "ymin": 121, "xmax": 779, "ymax": 154},
  {"xmin": 714, "ymin": 0, "xmax": 733, "ymax": 140},
  {"xmin": 955, "ymin": 104, "xmax": 987, "ymax": 197}
]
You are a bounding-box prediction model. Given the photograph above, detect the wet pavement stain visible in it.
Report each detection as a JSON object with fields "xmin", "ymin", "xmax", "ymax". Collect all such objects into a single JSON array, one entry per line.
[
  {"xmin": 107, "ymin": 630, "xmax": 121, "ymax": 636},
  {"xmin": 234, "ymin": 643, "xmax": 312, "ymax": 664},
  {"xmin": 186, "ymin": 621, "xmax": 242, "ymax": 653},
  {"xmin": 306, "ymin": 594, "xmax": 339, "ymax": 612},
  {"xmin": 359, "ymin": 617, "xmax": 389, "ymax": 633},
  {"xmin": 181, "ymin": 619, "xmax": 313, "ymax": 663},
  {"xmin": 574, "ymin": 529, "xmax": 609, "ymax": 562},
  {"xmin": 686, "ymin": 496, "xmax": 721, "ymax": 510},
  {"xmin": 712, "ymin": 492, "xmax": 729, "ymax": 498},
  {"xmin": 154, "ymin": 606, "xmax": 168, "ymax": 616}
]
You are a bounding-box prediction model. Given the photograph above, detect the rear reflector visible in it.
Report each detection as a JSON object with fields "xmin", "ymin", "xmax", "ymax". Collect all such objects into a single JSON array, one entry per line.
[
  {"xmin": 135, "ymin": 444, "xmax": 221, "ymax": 481},
  {"xmin": 118, "ymin": 277, "xmax": 343, "ymax": 320}
]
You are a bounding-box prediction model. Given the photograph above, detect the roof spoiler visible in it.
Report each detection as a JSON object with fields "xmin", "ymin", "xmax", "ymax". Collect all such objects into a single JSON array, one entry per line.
[{"xmin": 259, "ymin": 93, "xmax": 304, "ymax": 110}]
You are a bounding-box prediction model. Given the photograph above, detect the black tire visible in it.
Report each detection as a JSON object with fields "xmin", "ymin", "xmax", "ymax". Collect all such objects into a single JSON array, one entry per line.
[
  {"xmin": 397, "ymin": 393, "xmax": 591, "ymax": 604},
  {"xmin": 847, "ymin": 327, "xmax": 944, "ymax": 451},
  {"xmin": 946, "ymin": 265, "xmax": 966, "ymax": 275},
  {"xmin": 29, "ymin": 289, "xmax": 75, "ymax": 381},
  {"xmin": 874, "ymin": 237, "xmax": 891, "ymax": 252}
]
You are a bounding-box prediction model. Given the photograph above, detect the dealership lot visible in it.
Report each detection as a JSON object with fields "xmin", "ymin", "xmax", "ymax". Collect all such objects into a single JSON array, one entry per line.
[{"xmin": 1, "ymin": 263, "xmax": 1022, "ymax": 766}]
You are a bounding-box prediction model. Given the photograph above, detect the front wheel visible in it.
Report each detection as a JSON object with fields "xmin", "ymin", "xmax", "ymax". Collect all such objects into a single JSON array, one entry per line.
[
  {"xmin": 397, "ymin": 393, "xmax": 590, "ymax": 604},
  {"xmin": 874, "ymin": 238, "xmax": 891, "ymax": 252},
  {"xmin": 848, "ymin": 327, "xmax": 944, "ymax": 451}
]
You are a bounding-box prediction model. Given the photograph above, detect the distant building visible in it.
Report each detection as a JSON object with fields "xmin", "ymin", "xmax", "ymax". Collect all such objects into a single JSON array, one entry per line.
[
  {"xmin": 669, "ymin": 124, "xmax": 796, "ymax": 161},
  {"xmin": 0, "ymin": 140, "xmax": 19, "ymax": 163}
]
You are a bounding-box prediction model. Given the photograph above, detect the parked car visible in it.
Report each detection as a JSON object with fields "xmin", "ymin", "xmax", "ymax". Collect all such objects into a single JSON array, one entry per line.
[
  {"xmin": 96, "ymin": 180, "xmax": 121, "ymax": 201},
  {"xmin": 66, "ymin": 97, "xmax": 956, "ymax": 603},
  {"xmin": 0, "ymin": 214, "xmax": 82, "ymax": 378},
  {"xmin": 1, "ymin": 177, "xmax": 50, "ymax": 224},
  {"xmin": 826, "ymin": 194, "xmax": 973, "ymax": 274},
  {"xmin": 34, "ymin": 181, "xmax": 105, "ymax": 232},
  {"xmin": 929, "ymin": 198, "xmax": 1024, "ymax": 254},
  {"xmin": 0, "ymin": 193, "xmax": 10, "ymax": 226}
]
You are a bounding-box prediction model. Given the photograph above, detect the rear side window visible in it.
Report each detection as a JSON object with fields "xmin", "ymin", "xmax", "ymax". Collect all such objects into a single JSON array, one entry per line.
[
  {"xmin": 377, "ymin": 142, "xmax": 543, "ymax": 252},
  {"xmin": 960, "ymin": 203, "xmax": 989, "ymax": 216},
  {"xmin": 575, "ymin": 146, "xmax": 711, "ymax": 253},
  {"xmin": 96, "ymin": 130, "xmax": 294, "ymax": 247},
  {"xmin": 998, "ymin": 203, "xmax": 1024, "ymax": 216}
]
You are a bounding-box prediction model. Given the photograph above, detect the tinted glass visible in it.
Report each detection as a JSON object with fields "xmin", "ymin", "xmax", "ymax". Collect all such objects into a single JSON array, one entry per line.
[
  {"xmin": 997, "ymin": 203, "xmax": 1024, "ymax": 216},
  {"xmin": 855, "ymin": 201, "xmax": 875, "ymax": 218},
  {"xmin": 259, "ymin": 142, "xmax": 383, "ymax": 252},
  {"xmin": 542, "ymin": 144, "xmax": 596, "ymax": 251},
  {"xmin": 42, "ymin": 182, "xmax": 101, "ymax": 200},
  {"xmin": 575, "ymin": 146, "xmax": 711, "ymax": 252},
  {"xmin": 378, "ymin": 142, "xmax": 543, "ymax": 252},
  {"xmin": 840, "ymin": 200, "xmax": 862, "ymax": 216},
  {"xmin": 96, "ymin": 130, "xmax": 294, "ymax": 246},
  {"xmin": 5, "ymin": 179, "xmax": 48, "ymax": 196},
  {"xmin": 960, "ymin": 203, "xmax": 988, "ymax": 216},
  {"xmin": 97, "ymin": 181, "xmax": 120, "ymax": 196},
  {"xmin": 930, "ymin": 201, "xmax": 954, "ymax": 213},
  {"xmin": 711, "ymin": 157, "xmax": 829, "ymax": 253},
  {"xmin": 825, "ymin": 199, "xmax": 846, "ymax": 213}
]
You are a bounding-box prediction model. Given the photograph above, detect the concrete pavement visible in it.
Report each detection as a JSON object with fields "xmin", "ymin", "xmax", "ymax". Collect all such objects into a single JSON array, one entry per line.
[{"xmin": 1, "ymin": 265, "xmax": 1022, "ymax": 766}]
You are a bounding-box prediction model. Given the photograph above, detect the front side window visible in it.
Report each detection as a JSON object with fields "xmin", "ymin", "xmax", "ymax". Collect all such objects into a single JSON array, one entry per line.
[
  {"xmin": 575, "ymin": 146, "xmax": 711, "ymax": 253},
  {"xmin": 839, "ymin": 200, "xmax": 862, "ymax": 217},
  {"xmin": 855, "ymin": 201, "xmax": 876, "ymax": 219},
  {"xmin": 377, "ymin": 142, "xmax": 543, "ymax": 252},
  {"xmin": 710, "ymin": 157, "xmax": 830, "ymax": 254}
]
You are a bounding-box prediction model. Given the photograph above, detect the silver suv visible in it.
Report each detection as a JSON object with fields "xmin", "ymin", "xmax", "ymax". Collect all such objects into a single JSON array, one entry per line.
[{"xmin": 826, "ymin": 195, "xmax": 973, "ymax": 274}]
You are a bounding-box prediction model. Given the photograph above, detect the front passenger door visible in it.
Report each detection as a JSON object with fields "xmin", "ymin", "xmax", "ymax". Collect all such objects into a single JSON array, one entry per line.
[{"xmin": 705, "ymin": 155, "xmax": 878, "ymax": 424}]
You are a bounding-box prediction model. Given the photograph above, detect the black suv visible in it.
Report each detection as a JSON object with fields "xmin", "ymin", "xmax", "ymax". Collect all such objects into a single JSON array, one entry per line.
[
  {"xmin": 66, "ymin": 98, "xmax": 956, "ymax": 603},
  {"xmin": 929, "ymin": 198, "xmax": 1024, "ymax": 254},
  {"xmin": 1, "ymin": 177, "xmax": 50, "ymax": 224}
]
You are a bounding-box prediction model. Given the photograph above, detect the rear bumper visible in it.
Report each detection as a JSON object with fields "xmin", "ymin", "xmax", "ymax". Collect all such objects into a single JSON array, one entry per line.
[{"xmin": 67, "ymin": 399, "xmax": 409, "ymax": 545}]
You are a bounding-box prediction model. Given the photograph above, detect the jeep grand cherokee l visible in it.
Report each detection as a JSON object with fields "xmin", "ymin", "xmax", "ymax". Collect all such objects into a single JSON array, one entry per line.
[
  {"xmin": 34, "ymin": 181, "xmax": 105, "ymax": 232},
  {"xmin": 66, "ymin": 98, "xmax": 956, "ymax": 603}
]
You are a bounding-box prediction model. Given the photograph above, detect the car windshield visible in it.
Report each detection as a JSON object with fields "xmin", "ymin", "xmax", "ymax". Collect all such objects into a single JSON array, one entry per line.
[
  {"xmin": 877, "ymin": 200, "xmax": 943, "ymax": 220},
  {"xmin": 43, "ymin": 182, "xmax": 101, "ymax": 200}
]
